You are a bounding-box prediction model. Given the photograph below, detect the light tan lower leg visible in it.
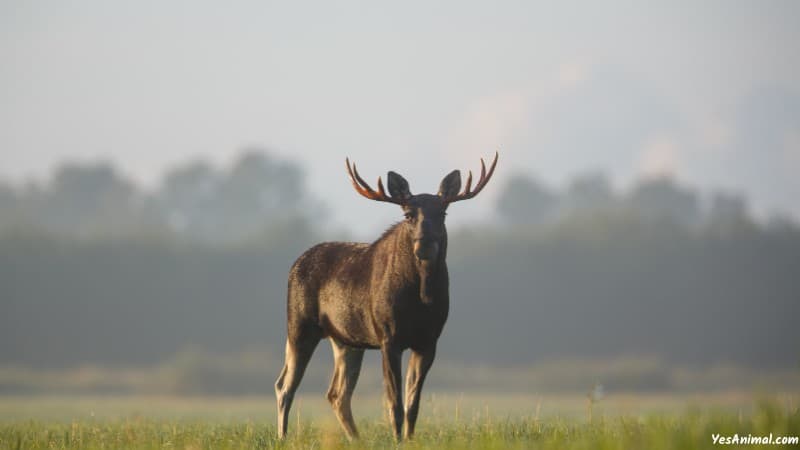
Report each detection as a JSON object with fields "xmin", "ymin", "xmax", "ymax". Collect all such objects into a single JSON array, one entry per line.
[{"xmin": 326, "ymin": 339, "xmax": 364, "ymax": 439}]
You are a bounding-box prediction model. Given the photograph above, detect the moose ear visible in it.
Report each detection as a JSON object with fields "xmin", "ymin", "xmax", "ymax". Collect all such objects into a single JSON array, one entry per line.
[
  {"xmin": 387, "ymin": 171, "xmax": 412, "ymax": 201},
  {"xmin": 438, "ymin": 170, "xmax": 461, "ymax": 198}
]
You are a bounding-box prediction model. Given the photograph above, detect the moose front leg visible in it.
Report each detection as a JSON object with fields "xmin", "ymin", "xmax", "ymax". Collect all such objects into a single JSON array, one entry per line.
[
  {"xmin": 380, "ymin": 344, "xmax": 404, "ymax": 440},
  {"xmin": 403, "ymin": 345, "xmax": 436, "ymax": 439}
]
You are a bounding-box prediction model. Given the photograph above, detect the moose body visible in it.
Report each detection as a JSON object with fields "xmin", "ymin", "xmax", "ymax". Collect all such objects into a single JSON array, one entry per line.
[{"xmin": 275, "ymin": 154, "xmax": 497, "ymax": 441}]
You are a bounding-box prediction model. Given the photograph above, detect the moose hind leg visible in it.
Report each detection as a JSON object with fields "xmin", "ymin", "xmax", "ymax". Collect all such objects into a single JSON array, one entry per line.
[
  {"xmin": 326, "ymin": 338, "xmax": 365, "ymax": 439},
  {"xmin": 275, "ymin": 333, "xmax": 319, "ymax": 439}
]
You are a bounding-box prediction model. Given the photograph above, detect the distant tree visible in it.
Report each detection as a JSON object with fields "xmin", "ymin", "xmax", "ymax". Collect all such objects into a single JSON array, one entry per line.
[
  {"xmin": 706, "ymin": 191, "xmax": 753, "ymax": 232},
  {"xmin": 5, "ymin": 182, "xmax": 47, "ymax": 230},
  {"xmin": 626, "ymin": 176, "xmax": 700, "ymax": 226},
  {"xmin": 156, "ymin": 149, "xmax": 323, "ymax": 243},
  {"xmin": 39, "ymin": 162, "xmax": 148, "ymax": 235},
  {"xmin": 765, "ymin": 213, "xmax": 799, "ymax": 233},
  {"xmin": 561, "ymin": 171, "xmax": 616, "ymax": 215},
  {"xmin": 495, "ymin": 173, "xmax": 558, "ymax": 225},
  {"xmin": 159, "ymin": 160, "xmax": 220, "ymax": 236},
  {"xmin": 218, "ymin": 150, "xmax": 308, "ymax": 226}
]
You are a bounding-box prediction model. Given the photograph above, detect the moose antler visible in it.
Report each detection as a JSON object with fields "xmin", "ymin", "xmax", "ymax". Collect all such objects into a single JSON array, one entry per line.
[
  {"xmin": 443, "ymin": 151, "xmax": 499, "ymax": 204},
  {"xmin": 346, "ymin": 158, "xmax": 406, "ymax": 205}
]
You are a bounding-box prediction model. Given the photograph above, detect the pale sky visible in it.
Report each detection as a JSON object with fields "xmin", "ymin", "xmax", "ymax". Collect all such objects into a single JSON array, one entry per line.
[{"xmin": 2, "ymin": 1, "xmax": 799, "ymax": 236}]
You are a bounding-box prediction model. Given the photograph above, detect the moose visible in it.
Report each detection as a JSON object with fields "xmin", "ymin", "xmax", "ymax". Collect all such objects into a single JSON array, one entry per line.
[{"xmin": 275, "ymin": 153, "xmax": 498, "ymax": 441}]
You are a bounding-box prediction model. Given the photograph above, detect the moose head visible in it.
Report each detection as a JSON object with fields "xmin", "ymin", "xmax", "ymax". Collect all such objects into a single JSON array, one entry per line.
[{"xmin": 345, "ymin": 152, "xmax": 498, "ymax": 263}]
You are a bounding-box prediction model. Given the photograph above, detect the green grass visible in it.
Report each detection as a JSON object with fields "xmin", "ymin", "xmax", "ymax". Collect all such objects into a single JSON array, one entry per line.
[{"xmin": 1, "ymin": 394, "xmax": 798, "ymax": 449}]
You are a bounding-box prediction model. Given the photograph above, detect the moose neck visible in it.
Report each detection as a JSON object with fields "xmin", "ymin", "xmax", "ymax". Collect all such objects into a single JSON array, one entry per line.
[{"xmin": 377, "ymin": 223, "xmax": 448, "ymax": 304}]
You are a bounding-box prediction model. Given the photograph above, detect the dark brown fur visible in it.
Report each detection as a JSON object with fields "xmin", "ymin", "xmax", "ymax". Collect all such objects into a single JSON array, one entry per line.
[{"xmin": 275, "ymin": 157, "xmax": 496, "ymax": 441}]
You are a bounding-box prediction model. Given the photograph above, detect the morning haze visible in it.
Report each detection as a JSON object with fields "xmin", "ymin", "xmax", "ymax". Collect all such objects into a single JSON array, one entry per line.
[
  {"xmin": 0, "ymin": 0, "xmax": 798, "ymax": 432},
  {"xmin": 1, "ymin": 1, "xmax": 799, "ymax": 236}
]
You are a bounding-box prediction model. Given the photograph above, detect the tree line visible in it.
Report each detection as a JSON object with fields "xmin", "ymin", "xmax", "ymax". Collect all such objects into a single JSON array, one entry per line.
[
  {"xmin": 1, "ymin": 150, "xmax": 796, "ymax": 243},
  {"xmin": 1, "ymin": 150, "xmax": 798, "ymax": 372},
  {"xmin": 0, "ymin": 150, "xmax": 323, "ymax": 243}
]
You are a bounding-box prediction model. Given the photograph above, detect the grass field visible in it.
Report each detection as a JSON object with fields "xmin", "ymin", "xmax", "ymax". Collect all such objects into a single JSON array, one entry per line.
[{"xmin": 1, "ymin": 392, "xmax": 798, "ymax": 449}]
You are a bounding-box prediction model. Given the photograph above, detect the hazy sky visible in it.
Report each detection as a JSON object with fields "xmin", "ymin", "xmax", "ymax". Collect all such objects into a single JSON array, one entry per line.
[{"xmin": 2, "ymin": 1, "xmax": 799, "ymax": 235}]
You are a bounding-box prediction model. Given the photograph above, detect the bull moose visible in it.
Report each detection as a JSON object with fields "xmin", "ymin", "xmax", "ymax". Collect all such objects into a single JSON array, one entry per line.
[{"xmin": 275, "ymin": 153, "xmax": 498, "ymax": 440}]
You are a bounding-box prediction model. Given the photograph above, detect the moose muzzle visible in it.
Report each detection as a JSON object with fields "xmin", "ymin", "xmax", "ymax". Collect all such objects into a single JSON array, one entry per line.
[{"xmin": 413, "ymin": 239, "xmax": 439, "ymax": 261}]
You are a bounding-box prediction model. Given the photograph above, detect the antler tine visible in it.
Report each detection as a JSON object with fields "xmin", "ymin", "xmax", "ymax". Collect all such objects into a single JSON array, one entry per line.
[
  {"xmin": 377, "ymin": 176, "xmax": 387, "ymax": 197},
  {"xmin": 444, "ymin": 151, "xmax": 498, "ymax": 204},
  {"xmin": 346, "ymin": 158, "xmax": 368, "ymax": 197},
  {"xmin": 345, "ymin": 158, "xmax": 404, "ymax": 204},
  {"xmin": 464, "ymin": 170, "xmax": 473, "ymax": 194},
  {"xmin": 346, "ymin": 159, "xmax": 375, "ymax": 199},
  {"xmin": 351, "ymin": 162, "xmax": 373, "ymax": 193}
]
